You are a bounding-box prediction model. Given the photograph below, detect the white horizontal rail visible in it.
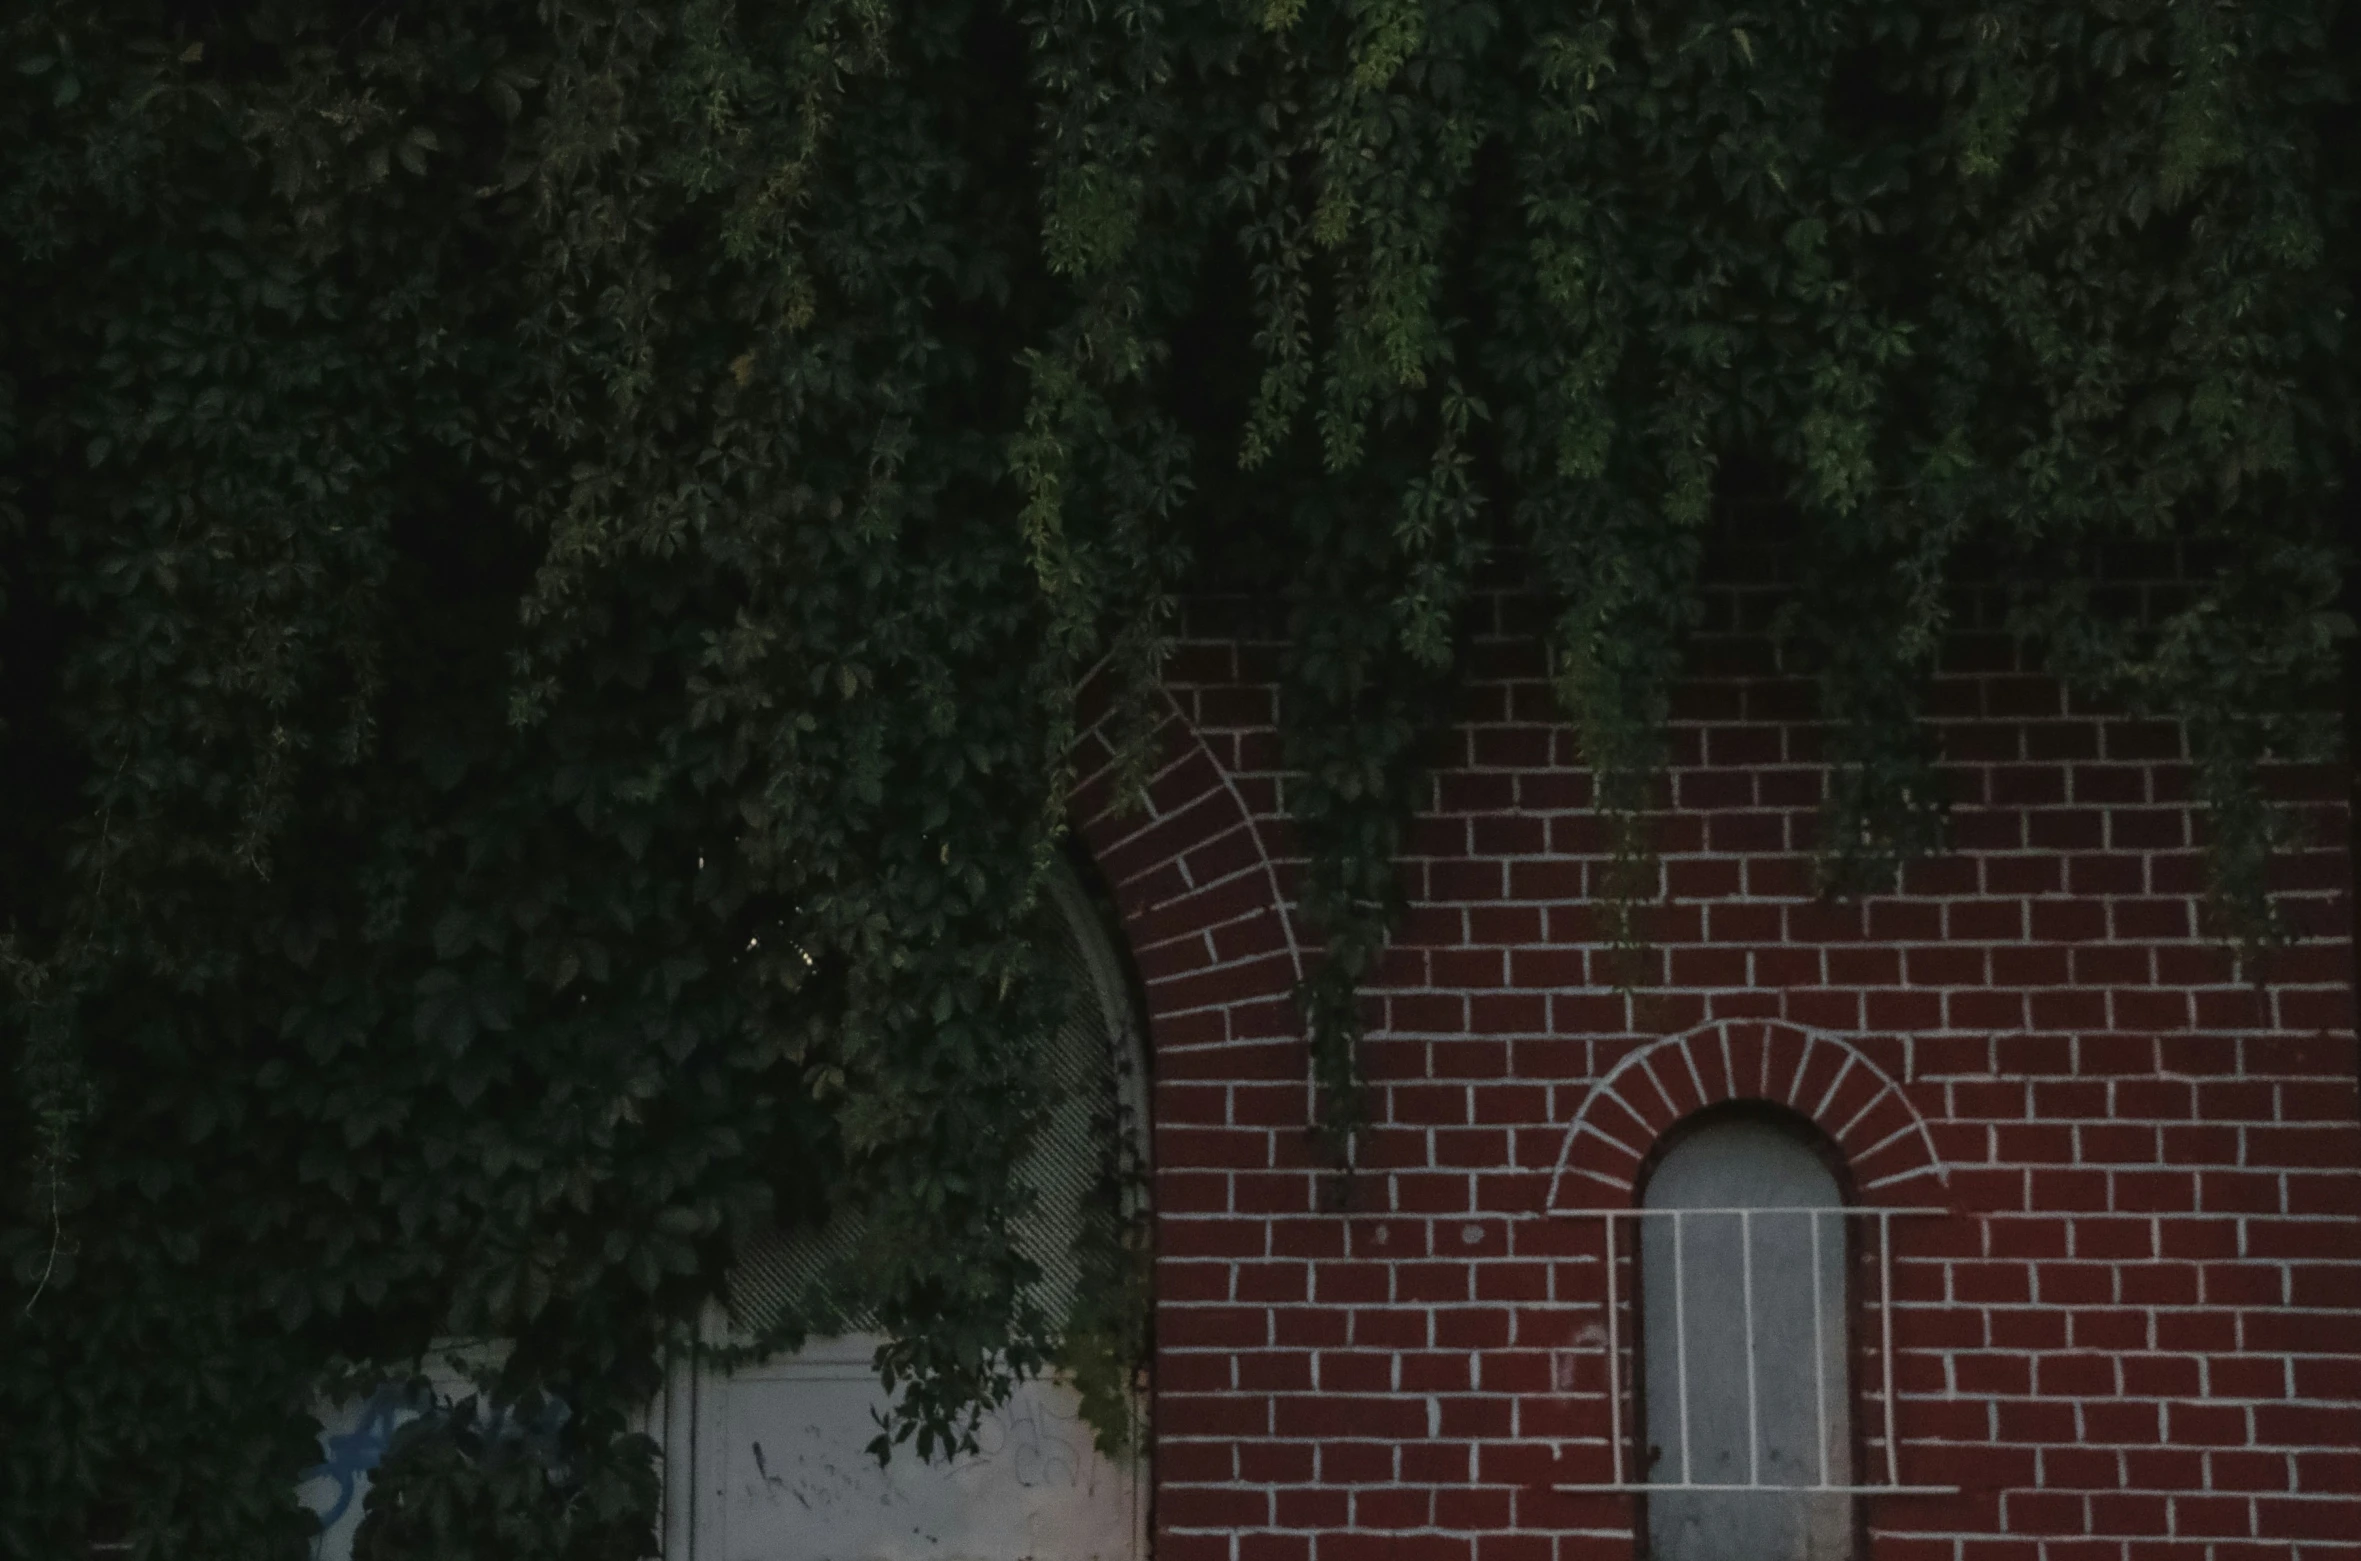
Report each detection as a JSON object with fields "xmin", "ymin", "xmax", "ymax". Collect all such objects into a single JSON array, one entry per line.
[
  {"xmin": 1559, "ymin": 1483, "xmax": 1959, "ymax": 1495},
  {"xmin": 1554, "ymin": 1205, "xmax": 1956, "ymax": 1496},
  {"xmin": 1573, "ymin": 1206, "xmax": 1950, "ymax": 1217}
]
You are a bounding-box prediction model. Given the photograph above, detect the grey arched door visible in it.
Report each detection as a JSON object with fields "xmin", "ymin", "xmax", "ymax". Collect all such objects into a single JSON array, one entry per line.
[{"xmin": 1640, "ymin": 1115, "xmax": 1853, "ymax": 1561}]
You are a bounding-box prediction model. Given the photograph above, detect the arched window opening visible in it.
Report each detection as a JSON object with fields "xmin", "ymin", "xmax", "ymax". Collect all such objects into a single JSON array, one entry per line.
[
  {"xmin": 1552, "ymin": 1096, "xmax": 1952, "ymax": 1533},
  {"xmin": 1637, "ymin": 1110, "xmax": 1854, "ymax": 1561}
]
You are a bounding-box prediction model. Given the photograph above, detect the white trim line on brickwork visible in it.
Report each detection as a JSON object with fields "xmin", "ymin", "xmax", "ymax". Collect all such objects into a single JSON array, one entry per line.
[{"xmin": 1555, "ymin": 1205, "xmax": 1959, "ymax": 1496}]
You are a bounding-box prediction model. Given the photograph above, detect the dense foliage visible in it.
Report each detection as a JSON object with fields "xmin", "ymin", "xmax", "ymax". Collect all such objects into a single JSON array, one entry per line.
[{"xmin": 1, "ymin": 0, "xmax": 2351, "ymax": 1553}]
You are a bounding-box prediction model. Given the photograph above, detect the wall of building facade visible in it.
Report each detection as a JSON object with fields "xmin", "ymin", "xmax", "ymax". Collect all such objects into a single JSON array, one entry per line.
[{"xmin": 1069, "ymin": 581, "xmax": 2361, "ymax": 1561}]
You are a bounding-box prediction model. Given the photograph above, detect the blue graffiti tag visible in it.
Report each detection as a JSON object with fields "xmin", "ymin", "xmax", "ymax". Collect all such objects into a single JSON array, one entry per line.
[
  {"xmin": 300, "ymin": 1384, "xmax": 431, "ymax": 1553},
  {"xmin": 300, "ymin": 1380, "xmax": 574, "ymax": 1557}
]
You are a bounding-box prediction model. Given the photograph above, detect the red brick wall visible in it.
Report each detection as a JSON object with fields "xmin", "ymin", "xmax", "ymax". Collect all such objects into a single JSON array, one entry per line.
[{"xmin": 1070, "ymin": 585, "xmax": 2361, "ymax": 1561}]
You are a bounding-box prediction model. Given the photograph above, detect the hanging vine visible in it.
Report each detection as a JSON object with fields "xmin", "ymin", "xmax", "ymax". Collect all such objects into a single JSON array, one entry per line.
[{"xmin": 1, "ymin": 0, "xmax": 2351, "ymax": 1554}]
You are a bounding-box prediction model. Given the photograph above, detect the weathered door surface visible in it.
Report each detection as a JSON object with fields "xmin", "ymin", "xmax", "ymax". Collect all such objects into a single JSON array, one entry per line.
[{"xmin": 667, "ymin": 1335, "xmax": 1145, "ymax": 1561}]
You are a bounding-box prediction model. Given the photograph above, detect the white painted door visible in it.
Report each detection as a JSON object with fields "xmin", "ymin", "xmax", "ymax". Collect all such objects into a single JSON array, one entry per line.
[{"xmin": 665, "ymin": 1335, "xmax": 1145, "ymax": 1561}]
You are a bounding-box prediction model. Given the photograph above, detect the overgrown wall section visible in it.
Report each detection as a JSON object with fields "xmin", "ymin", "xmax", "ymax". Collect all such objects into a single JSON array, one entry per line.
[{"xmin": 1070, "ymin": 583, "xmax": 2361, "ymax": 1561}]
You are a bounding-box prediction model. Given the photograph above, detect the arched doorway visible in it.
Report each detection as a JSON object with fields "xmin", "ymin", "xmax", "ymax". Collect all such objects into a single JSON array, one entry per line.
[{"xmin": 664, "ymin": 860, "xmax": 1153, "ymax": 1561}]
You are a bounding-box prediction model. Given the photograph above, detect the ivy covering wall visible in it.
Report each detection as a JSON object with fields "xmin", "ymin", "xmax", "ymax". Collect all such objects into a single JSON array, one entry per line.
[{"xmin": 0, "ymin": 0, "xmax": 2351, "ymax": 1554}]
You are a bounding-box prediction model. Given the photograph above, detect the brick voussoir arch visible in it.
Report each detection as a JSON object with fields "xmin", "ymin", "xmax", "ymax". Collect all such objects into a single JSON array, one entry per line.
[
  {"xmin": 1067, "ymin": 672, "xmax": 1304, "ymax": 1057},
  {"xmin": 1548, "ymin": 1020, "xmax": 1947, "ymax": 1212}
]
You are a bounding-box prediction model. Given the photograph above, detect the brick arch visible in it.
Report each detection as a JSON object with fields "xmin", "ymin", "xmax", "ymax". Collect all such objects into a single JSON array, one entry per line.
[
  {"xmin": 1066, "ymin": 678, "xmax": 1304, "ymax": 1074},
  {"xmin": 1548, "ymin": 1020, "xmax": 1946, "ymax": 1212}
]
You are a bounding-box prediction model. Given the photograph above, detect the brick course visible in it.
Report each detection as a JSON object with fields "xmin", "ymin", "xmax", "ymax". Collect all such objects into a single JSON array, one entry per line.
[{"xmin": 1072, "ymin": 587, "xmax": 2361, "ymax": 1561}]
